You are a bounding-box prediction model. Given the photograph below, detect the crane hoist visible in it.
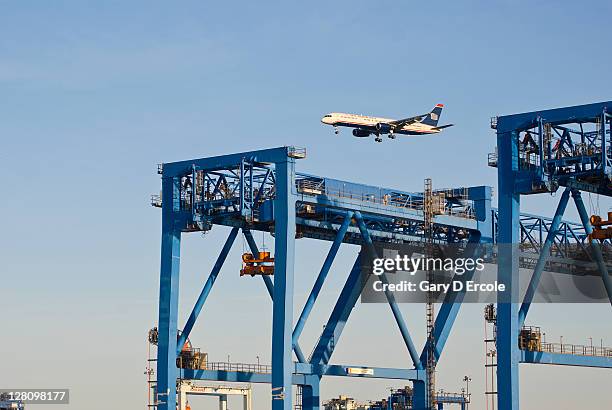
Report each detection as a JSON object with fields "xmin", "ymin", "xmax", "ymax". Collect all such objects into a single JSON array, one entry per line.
[{"xmin": 240, "ymin": 252, "xmax": 275, "ymax": 276}]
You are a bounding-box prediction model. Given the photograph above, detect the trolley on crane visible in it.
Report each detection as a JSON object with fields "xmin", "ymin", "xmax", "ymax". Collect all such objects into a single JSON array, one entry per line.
[
  {"xmin": 589, "ymin": 212, "xmax": 612, "ymax": 242},
  {"xmin": 240, "ymin": 252, "xmax": 275, "ymax": 276}
]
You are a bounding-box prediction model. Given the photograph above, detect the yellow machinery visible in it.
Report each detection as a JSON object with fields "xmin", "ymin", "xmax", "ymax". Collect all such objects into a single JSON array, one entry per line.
[
  {"xmin": 589, "ymin": 212, "xmax": 612, "ymax": 241},
  {"xmin": 240, "ymin": 252, "xmax": 274, "ymax": 276},
  {"xmin": 519, "ymin": 326, "xmax": 542, "ymax": 352},
  {"xmin": 176, "ymin": 337, "xmax": 208, "ymax": 370},
  {"xmin": 177, "ymin": 346, "xmax": 208, "ymax": 370}
]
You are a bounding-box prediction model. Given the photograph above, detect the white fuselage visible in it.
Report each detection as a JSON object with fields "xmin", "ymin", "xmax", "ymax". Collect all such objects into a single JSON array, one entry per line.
[{"xmin": 321, "ymin": 112, "xmax": 440, "ymax": 135}]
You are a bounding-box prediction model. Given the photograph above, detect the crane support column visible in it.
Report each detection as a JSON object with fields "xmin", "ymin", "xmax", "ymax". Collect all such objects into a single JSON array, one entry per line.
[
  {"xmin": 301, "ymin": 376, "xmax": 320, "ymax": 410},
  {"xmin": 412, "ymin": 381, "xmax": 427, "ymax": 410},
  {"xmin": 271, "ymin": 158, "xmax": 297, "ymax": 410},
  {"xmin": 157, "ymin": 175, "xmax": 182, "ymax": 410},
  {"xmin": 496, "ymin": 129, "xmax": 520, "ymax": 410}
]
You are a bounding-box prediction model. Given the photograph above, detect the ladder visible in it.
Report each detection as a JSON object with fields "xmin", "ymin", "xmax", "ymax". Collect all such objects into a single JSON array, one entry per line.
[
  {"xmin": 424, "ymin": 178, "xmax": 436, "ymax": 409},
  {"xmin": 484, "ymin": 304, "xmax": 498, "ymax": 410},
  {"xmin": 294, "ymin": 385, "xmax": 303, "ymax": 410}
]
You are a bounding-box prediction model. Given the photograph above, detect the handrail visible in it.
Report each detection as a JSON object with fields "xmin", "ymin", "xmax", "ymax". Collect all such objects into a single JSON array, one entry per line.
[
  {"xmin": 521, "ymin": 342, "xmax": 612, "ymax": 357},
  {"xmin": 205, "ymin": 361, "xmax": 272, "ymax": 374},
  {"xmin": 296, "ymin": 179, "xmax": 476, "ymax": 220}
]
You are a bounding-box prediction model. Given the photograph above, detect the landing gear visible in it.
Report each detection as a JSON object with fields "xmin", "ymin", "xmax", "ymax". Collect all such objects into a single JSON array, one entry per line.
[
  {"xmin": 388, "ymin": 132, "xmax": 396, "ymax": 139},
  {"xmin": 334, "ymin": 126, "xmax": 339, "ymax": 135},
  {"xmin": 375, "ymin": 137, "xmax": 383, "ymax": 142}
]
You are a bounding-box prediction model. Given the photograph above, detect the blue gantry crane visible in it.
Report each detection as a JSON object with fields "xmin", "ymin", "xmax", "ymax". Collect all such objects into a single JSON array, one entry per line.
[
  {"xmin": 152, "ymin": 100, "xmax": 611, "ymax": 410},
  {"xmin": 491, "ymin": 100, "xmax": 612, "ymax": 410},
  {"xmin": 152, "ymin": 146, "xmax": 492, "ymax": 410}
]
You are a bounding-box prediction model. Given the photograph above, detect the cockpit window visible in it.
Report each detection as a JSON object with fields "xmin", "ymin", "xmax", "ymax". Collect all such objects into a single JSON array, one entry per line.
[{"xmin": 324, "ymin": 114, "xmax": 331, "ymax": 117}]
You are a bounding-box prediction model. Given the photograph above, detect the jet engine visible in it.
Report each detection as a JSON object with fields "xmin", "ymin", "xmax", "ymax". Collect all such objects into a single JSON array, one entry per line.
[
  {"xmin": 352, "ymin": 129, "xmax": 371, "ymax": 138},
  {"xmin": 375, "ymin": 123, "xmax": 391, "ymax": 134}
]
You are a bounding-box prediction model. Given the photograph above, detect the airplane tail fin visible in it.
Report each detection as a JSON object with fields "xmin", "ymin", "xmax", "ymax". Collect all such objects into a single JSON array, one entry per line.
[{"xmin": 419, "ymin": 104, "xmax": 444, "ymax": 126}]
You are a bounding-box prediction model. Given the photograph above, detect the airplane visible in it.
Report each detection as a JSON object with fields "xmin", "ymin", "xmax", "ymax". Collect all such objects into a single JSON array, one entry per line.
[{"xmin": 321, "ymin": 104, "xmax": 453, "ymax": 142}]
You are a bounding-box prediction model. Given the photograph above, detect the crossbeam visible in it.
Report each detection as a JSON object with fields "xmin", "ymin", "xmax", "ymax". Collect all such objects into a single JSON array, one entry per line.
[
  {"xmin": 521, "ymin": 350, "xmax": 612, "ymax": 368},
  {"xmin": 180, "ymin": 363, "xmax": 424, "ymax": 382}
]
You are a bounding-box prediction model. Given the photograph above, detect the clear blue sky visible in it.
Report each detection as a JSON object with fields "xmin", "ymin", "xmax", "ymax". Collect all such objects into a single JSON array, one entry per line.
[{"xmin": 1, "ymin": 1, "xmax": 611, "ymax": 409}]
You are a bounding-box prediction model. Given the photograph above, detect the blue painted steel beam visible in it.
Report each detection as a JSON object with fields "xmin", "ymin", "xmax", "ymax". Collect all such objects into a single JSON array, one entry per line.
[
  {"xmin": 418, "ymin": 237, "xmax": 481, "ymax": 366},
  {"xmin": 354, "ymin": 211, "xmax": 422, "ymax": 369},
  {"xmin": 293, "ymin": 342, "xmax": 306, "ymax": 364},
  {"xmin": 310, "ymin": 256, "xmax": 364, "ymax": 366},
  {"xmin": 601, "ymin": 112, "xmax": 608, "ymax": 176},
  {"xmin": 496, "ymin": 130, "xmax": 520, "ymax": 410},
  {"xmin": 563, "ymin": 178, "xmax": 612, "ymax": 196},
  {"xmin": 301, "ymin": 376, "xmax": 320, "ymax": 410},
  {"xmin": 156, "ymin": 176, "xmax": 182, "ymax": 410},
  {"xmin": 412, "ymin": 380, "xmax": 427, "ymax": 410},
  {"xmin": 177, "ymin": 227, "xmax": 239, "ymax": 354},
  {"xmin": 496, "ymin": 101, "xmax": 612, "ymax": 133},
  {"xmin": 521, "ymin": 350, "xmax": 612, "ymax": 368},
  {"xmin": 181, "ymin": 363, "xmax": 425, "ymax": 384},
  {"xmin": 294, "ymin": 362, "xmax": 424, "ymax": 380},
  {"xmin": 518, "ymin": 188, "xmax": 571, "ymax": 326},
  {"xmin": 253, "ymin": 168, "xmax": 272, "ymax": 204},
  {"xmin": 181, "ymin": 369, "xmax": 309, "ymax": 385},
  {"xmin": 572, "ymin": 190, "xmax": 612, "ymax": 306},
  {"xmin": 193, "ymin": 166, "xmax": 588, "ymax": 251},
  {"xmin": 239, "ymin": 160, "xmax": 245, "ymax": 215},
  {"xmin": 162, "ymin": 147, "xmax": 296, "ymax": 177},
  {"xmin": 296, "ymin": 218, "xmax": 428, "ymax": 244},
  {"xmin": 292, "ymin": 211, "xmax": 353, "ymax": 360},
  {"xmin": 298, "ymin": 195, "xmax": 479, "ymax": 232},
  {"xmin": 377, "ymin": 273, "xmax": 422, "ymax": 369},
  {"xmin": 271, "ymin": 159, "xmax": 296, "ymax": 410}
]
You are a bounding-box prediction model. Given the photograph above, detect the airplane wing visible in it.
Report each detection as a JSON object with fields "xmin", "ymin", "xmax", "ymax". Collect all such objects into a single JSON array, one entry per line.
[
  {"xmin": 432, "ymin": 124, "xmax": 454, "ymax": 130},
  {"xmin": 388, "ymin": 114, "xmax": 428, "ymax": 128}
]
